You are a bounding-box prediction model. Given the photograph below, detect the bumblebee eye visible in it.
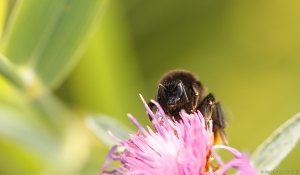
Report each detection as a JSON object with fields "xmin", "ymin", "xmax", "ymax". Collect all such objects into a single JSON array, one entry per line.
[{"xmin": 176, "ymin": 83, "xmax": 183, "ymax": 97}]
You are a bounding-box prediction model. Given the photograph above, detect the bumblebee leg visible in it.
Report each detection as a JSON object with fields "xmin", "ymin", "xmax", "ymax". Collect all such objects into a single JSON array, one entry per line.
[
  {"xmin": 198, "ymin": 93, "xmax": 215, "ymax": 122},
  {"xmin": 147, "ymin": 101, "xmax": 155, "ymax": 122},
  {"xmin": 198, "ymin": 93, "xmax": 228, "ymax": 145},
  {"xmin": 191, "ymin": 83, "xmax": 200, "ymax": 112}
]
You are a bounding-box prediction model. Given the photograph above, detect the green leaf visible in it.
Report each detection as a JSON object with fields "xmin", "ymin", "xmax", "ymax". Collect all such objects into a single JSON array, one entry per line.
[
  {"xmin": 0, "ymin": 0, "xmax": 7, "ymax": 40},
  {"xmin": 251, "ymin": 112, "xmax": 300, "ymax": 170},
  {"xmin": 1, "ymin": 0, "xmax": 107, "ymax": 89},
  {"xmin": 67, "ymin": 0, "xmax": 147, "ymax": 128},
  {"xmin": 0, "ymin": 53, "xmax": 24, "ymax": 89},
  {"xmin": 86, "ymin": 114, "xmax": 134, "ymax": 148},
  {"xmin": 0, "ymin": 105, "xmax": 61, "ymax": 159},
  {"xmin": 32, "ymin": 91, "xmax": 74, "ymax": 130}
]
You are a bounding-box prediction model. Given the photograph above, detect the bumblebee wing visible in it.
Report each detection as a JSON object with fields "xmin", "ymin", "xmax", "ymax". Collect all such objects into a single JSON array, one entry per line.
[
  {"xmin": 212, "ymin": 102, "xmax": 228, "ymax": 145},
  {"xmin": 213, "ymin": 125, "xmax": 228, "ymax": 145}
]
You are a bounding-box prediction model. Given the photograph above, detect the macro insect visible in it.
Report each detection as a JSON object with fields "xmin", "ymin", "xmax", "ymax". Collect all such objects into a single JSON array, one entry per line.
[{"xmin": 148, "ymin": 69, "xmax": 228, "ymax": 145}]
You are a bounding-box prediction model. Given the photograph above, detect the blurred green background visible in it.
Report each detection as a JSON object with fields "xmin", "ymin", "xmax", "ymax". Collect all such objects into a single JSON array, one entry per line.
[{"xmin": 0, "ymin": 0, "xmax": 299, "ymax": 174}]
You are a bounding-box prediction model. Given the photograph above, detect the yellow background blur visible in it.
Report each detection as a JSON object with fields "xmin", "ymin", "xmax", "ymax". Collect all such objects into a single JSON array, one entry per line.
[{"xmin": 0, "ymin": 0, "xmax": 299, "ymax": 174}]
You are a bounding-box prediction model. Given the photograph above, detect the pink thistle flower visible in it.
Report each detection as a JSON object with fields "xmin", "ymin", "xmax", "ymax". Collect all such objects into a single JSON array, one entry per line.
[{"xmin": 100, "ymin": 95, "xmax": 257, "ymax": 175}]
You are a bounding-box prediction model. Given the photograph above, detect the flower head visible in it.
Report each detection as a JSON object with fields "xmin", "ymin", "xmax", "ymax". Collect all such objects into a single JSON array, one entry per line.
[{"xmin": 101, "ymin": 95, "xmax": 257, "ymax": 175}]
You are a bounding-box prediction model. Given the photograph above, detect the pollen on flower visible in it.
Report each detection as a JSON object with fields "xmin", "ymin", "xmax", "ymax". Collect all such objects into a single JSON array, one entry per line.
[{"xmin": 100, "ymin": 94, "xmax": 257, "ymax": 175}]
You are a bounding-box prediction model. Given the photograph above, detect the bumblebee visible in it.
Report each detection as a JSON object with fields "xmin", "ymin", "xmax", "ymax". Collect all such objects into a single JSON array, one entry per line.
[{"xmin": 148, "ymin": 69, "xmax": 228, "ymax": 145}]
